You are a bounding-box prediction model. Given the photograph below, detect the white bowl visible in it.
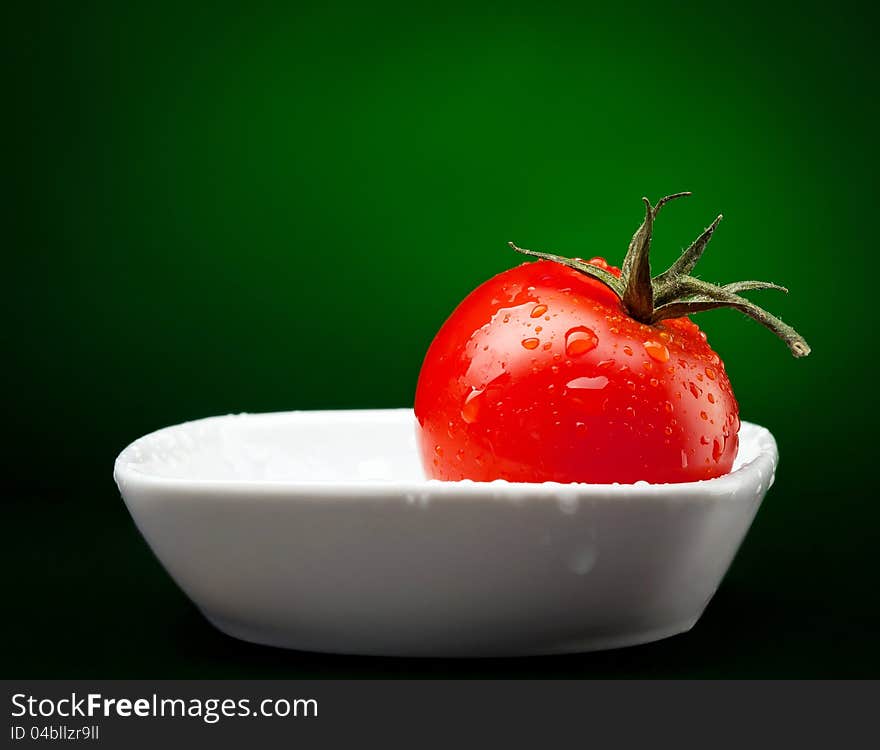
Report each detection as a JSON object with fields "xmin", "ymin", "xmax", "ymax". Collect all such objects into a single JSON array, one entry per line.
[{"xmin": 113, "ymin": 408, "xmax": 777, "ymax": 657}]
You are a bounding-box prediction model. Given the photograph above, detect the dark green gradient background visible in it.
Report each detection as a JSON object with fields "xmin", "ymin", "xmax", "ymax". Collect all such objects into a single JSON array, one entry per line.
[{"xmin": 6, "ymin": 1, "xmax": 878, "ymax": 676}]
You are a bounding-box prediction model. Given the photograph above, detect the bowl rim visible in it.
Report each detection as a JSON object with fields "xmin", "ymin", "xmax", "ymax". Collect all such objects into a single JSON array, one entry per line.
[{"xmin": 113, "ymin": 408, "xmax": 777, "ymax": 499}]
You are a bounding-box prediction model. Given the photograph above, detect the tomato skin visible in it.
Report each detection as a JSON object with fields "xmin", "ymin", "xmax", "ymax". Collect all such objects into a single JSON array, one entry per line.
[{"xmin": 414, "ymin": 259, "xmax": 740, "ymax": 484}]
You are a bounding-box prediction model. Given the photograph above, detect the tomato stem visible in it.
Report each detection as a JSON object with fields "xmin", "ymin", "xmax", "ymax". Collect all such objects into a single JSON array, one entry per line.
[
  {"xmin": 509, "ymin": 193, "xmax": 811, "ymax": 358},
  {"xmin": 506, "ymin": 242, "xmax": 625, "ymax": 298}
]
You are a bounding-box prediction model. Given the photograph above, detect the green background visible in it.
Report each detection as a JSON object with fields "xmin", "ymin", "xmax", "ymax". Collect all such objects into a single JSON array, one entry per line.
[{"xmin": 6, "ymin": 1, "xmax": 878, "ymax": 676}]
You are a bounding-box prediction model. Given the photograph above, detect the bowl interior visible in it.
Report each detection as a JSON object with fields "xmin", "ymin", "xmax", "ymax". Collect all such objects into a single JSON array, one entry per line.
[
  {"xmin": 116, "ymin": 408, "xmax": 767, "ymax": 487},
  {"xmin": 116, "ymin": 409, "xmax": 425, "ymax": 483}
]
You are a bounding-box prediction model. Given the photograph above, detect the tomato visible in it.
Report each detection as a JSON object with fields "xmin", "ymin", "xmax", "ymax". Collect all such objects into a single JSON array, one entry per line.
[
  {"xmin": 414, "ymin": 193, "xmax": 809, "ymax": 484},
  {"xmin": 415, "ymin": 258, "xmax": 738, "ymax": 483}
]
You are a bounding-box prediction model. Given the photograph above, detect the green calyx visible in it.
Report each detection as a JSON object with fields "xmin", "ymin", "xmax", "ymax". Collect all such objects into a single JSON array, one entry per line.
[{"xmin": 508, "ymin": 192, "xmax": 811, "ymax": 358}]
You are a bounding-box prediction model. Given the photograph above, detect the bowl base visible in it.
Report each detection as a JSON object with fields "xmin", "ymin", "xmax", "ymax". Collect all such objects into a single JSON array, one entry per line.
[{"xmin": 203, "ymin": 612, "xmax": 701, "ymax": 658}]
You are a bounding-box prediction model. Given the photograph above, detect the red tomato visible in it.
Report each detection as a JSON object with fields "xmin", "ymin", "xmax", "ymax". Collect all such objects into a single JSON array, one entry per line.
[
  {"xmin": 415, "ymin": 258, "xmax": 739, "ymax": 484},
  {"xmin": 414, "ymin": 194, "xmax": 809, "ymax": 484}
]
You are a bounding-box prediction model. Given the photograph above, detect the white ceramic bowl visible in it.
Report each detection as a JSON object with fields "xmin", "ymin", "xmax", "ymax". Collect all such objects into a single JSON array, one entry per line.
[{"xmin": 113, "ymin": 408, "xmax": 777, "ymax": 657}]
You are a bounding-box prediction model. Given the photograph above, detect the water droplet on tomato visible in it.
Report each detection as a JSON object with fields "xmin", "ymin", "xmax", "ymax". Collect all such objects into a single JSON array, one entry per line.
[
  {"xmin": 623, "ymin": 345, "xmax": 633, "ymax": 356},
  {"xmin": 530, "ymin": 304, "xmax": 548, "ymax": 318},
  {"xmin": 700, "ymin": 435, "xmax": 710, "ymax": 445},
  {"xmin": 643, "ymin": 340, "xmax": 670, "ymax": 362},
  {"xmin": 626, "ymin": 405, "xmax": 636, "ymax": 418},
  {"xmin": 461, "ymin": 388, "xmax": 483, "ymax": 424},
  {"xmin": 700, "ymin": 411, "xmax": 708, "ymax": 420},
  {"xmin": 705, "ymin": 367, "xmax": 716, "ymax": 380},
  {"xmin": 434, "ymin": 445, "xmax": 443, "ymax": 456},
  {"xmin": 680, "ymin": 450, "xmax": 688, "ymax": 468},
  {"xmin": 649, "ymin": 378, "xmax": 659, "ymax": 387},
  {"xmin": 566, "ymin": 376, "xmax": 609, "ymax": 390},
  {"xmin": 689, "ymin": 382, "xmax": 702, "ymax": 399},
  {"xmin": 712, "ymin": 438, "xmax": 723, "ymax": 462},
  {"xmin": 542, "ymin": 341, "xmax": 552, "ymax": 351},
  {"xmin": 521, "ymin": 337, "xmax": 540, "ymax": 350},
  {"xmin": 575, "ymin": 421, "xmax": 587, "ymax": 433},
  {"xmin": 707, "ymin": 393, "xmax": 716, "ymax": 404},
  {"xmin": 565, "ymin": 327, "xmax": 598, "ymax": 356},
  {"xmin": 664, "ymin": 426, "xmax": 673, "ymax": 436},
  {"xmin": 597, "ymin": 358, "xmax": 615, "ymax": 370},
  {"xmin": 664, "ymin": 401, "xmax": 674, "ymax": 413}
]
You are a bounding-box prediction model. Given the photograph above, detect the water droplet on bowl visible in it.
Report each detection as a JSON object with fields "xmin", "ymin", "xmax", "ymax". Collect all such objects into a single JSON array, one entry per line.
[
  {"xmin": 556, "ymin": 492, "xmax": 579, "ymax": 515},
  {"xmin": 569, "ymin": 544, "xmax": 598, "ymax": 575}
]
